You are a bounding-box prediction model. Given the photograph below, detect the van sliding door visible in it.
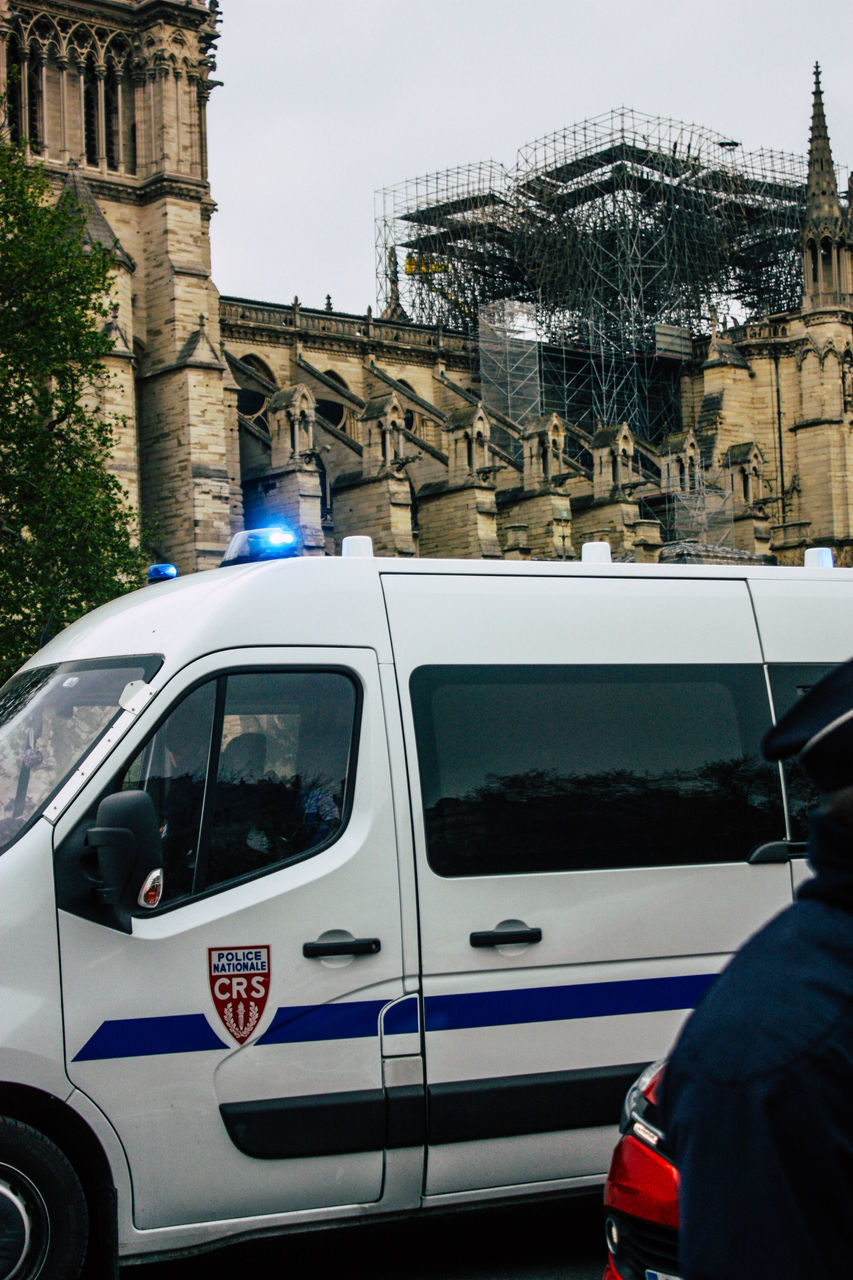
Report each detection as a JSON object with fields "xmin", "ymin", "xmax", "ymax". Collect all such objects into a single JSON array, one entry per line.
[{"xmin": 383, "ymin": 571, "xmax": 793, "ymax": 1202}]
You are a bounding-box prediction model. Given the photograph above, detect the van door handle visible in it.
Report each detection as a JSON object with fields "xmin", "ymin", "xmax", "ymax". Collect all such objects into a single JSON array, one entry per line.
[
  {"xmin": 469, "ymin": 927, "xmax": 542, "ymax": 947},
  {"xmin": 303, "ymin": 937, "xmax": 381, "ymax": 958}
]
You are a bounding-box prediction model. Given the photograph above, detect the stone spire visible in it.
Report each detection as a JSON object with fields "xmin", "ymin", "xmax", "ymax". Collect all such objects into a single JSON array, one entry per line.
[
  {"xmin": 380, "ymin": 249, "xmax": 410, "ymax": 322},
  {"xmin": 803, "ymin": 63, "xmax": 844, "ymax": 240},
  {"xmin": 801, "ymin": 64, "xmax": 851, "ymax": 307}
]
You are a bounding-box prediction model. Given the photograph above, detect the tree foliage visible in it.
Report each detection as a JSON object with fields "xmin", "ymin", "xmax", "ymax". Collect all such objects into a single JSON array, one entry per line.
[{"xmin": 0, "ymin": 137, "xmax": 147, "ymax": 685}]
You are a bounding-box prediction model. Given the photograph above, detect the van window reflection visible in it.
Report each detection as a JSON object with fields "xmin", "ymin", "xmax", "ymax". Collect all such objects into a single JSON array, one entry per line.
[
  {"xmin": 120, "ymin": 669, "xmax": 358, "ymax": 904},
  {"xmin": 410, "ymin": 664, "xmax": 784, "ymax": 876}
]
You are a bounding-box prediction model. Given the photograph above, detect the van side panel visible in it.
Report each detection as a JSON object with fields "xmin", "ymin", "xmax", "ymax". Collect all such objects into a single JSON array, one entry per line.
[
  {"xmin": 748, "ymin": 578, "xmax": 853, "ymax": 663},
  {"xmin": 384, "ymin": 574, "xmax": 764, "ymax": 667},
  {"xmin": 0, "ymin": 823, "xmax": 70, "ymax": 1099}
]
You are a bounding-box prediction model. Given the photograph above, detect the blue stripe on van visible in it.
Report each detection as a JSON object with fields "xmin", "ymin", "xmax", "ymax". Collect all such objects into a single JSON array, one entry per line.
[
  {"xmin": 423, "ymin": 973, "xmax": 716, "ymax": 1033},
  {"xmin": 73, "ymin": 1013, "xmax": 224, "ymax": 1061},
  {"xmin": 256, "ymin": 1000, "xmax": 386, "ymax": 1045},
  {"xmin": 71, "ymin": 974, "xmax": 715, "ymax": 1060}
]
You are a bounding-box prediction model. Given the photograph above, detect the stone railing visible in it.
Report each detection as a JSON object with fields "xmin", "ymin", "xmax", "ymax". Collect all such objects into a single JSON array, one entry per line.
[
  {"xmin": 729, "ymin": 321, "xmax": 789, "ymax": 342},
  {"xmin": 220, "ymin": 297, "xmax": 471, "ymax": 355}
]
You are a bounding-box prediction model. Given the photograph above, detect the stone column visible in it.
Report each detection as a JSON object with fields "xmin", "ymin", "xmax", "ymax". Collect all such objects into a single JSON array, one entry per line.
[
  {"xmin": 147, "ymin": 69, "xmax": 157, "ymax": 175},
  {"xmin": 173, "ymin": 65, "xmax": 182, "ymax": 172},
  {"xmin": 57, "ymin": 54, "xmax": 68, "ymax": 162},
  {"xmin": 95, "ymin": 63, "xmax": 106, "ymax": 171},
  {"xmin": 38, "ymin": 55, "xmax": 47, "ymax": 154},
  {"xmin": 197, "ymin": 81, "xmax": 210, "ymax": 180},
  {"xmin": 0, "ymin": 21, "xmax": 7, "ymax": 111},
  {"xmin": 77, "ymin": 59, "xmax": 85, "ymax": 163},
  {"xmin": 186, "ymin": 70, "xmax": 200, "ymax": 176},
  {"xmin": 132, "ymin": 67, "xmax": 146, "ymax": 174},
  {"xmin": 19, "ymin": 42, "xmax": 29, "ymax": 154},
  {"xmin": 115, "ymin": 66, "xmax": 125, "ymax": 172},
  {"xmin": 157, "ymin": 62, "xmax": 171, "ymax": 168}
]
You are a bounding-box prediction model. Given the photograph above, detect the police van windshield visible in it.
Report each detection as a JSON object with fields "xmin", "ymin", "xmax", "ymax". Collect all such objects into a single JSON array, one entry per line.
[{"xmin": 0, "ymin": 656, "xmax": 162, "ymax": 854}]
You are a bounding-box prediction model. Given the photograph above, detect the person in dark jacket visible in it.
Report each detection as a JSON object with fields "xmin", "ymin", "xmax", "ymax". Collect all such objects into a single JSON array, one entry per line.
[{"xmin": 661, "ymin": 657, "xmax": 853, "ymax": 1280}]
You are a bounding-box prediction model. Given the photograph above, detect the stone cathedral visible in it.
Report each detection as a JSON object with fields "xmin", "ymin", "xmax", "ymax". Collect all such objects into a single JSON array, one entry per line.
[{"xmin": 3, "ymin": 0, "xmax": 853, "ymax": 570}]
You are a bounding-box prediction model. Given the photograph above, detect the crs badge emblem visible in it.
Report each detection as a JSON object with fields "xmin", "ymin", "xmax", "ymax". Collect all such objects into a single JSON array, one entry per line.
[{"xmin": 208, "ymin": 947, "xmax": 270, "ymax": 1044}]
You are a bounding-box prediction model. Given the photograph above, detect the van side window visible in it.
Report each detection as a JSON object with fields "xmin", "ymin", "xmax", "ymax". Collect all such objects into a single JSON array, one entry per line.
[
  {"xmin": 410, "ymin": 664, "xmax": 784, "ymax": 876},
  {"xmin": 768, "ymin": 664, "xmax": 835, "ymax": 841},
  {"xmin": 120, "ymin": 669, "xmax": 358, "ymax": 906}
]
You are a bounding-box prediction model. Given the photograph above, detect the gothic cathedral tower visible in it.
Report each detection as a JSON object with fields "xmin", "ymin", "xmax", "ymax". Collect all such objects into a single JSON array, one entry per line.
[{"xmin": 0, "ymin": 0, "xmax": 241, "ymax": 571}]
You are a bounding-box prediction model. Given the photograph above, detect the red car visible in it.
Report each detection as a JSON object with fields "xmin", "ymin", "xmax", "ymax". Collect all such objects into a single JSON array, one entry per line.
[{"xmin": 602, "ymin": 1061, "xmax": 680, "ymax": 1280}]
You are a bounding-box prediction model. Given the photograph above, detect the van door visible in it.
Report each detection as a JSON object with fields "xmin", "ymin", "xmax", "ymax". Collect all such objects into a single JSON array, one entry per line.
[
  {"xmin": 383, "ymin": 571, "xmax": 794, "ymax": 1200},
  {"xmin": 54, "ymin": 647, "xmax": 410, "ymax": 1230}
]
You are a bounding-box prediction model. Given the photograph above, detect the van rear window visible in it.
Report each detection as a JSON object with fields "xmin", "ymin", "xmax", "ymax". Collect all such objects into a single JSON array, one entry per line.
[
  {"xmin": 768, "ymin": 664, "xmax": 836, "ymax": 841},
  {"xmin": 410, "ymin": 664, "xmax": 785, "ymax": 876}
]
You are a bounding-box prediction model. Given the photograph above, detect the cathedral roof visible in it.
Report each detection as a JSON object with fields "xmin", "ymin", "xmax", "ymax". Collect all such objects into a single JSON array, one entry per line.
[
  {"xmin": 591, "ymin": 424, "xmax": 631, "ymax": 448},
  {"xmin": 659, "ymin": 541, "xmax": 773, "ymax": 565},
  {"xmin": 702, "ymin": 336, "xmax": 751, "ymax": 371},
  {"xmin": 360, "ymin": 394, "xmax": 398, "ymax": 421},
  {"xmin": 446, "ymin": 404, "xmax": 486, "ymax": 430},
  {"xmin": 61, "ymin": 165, "xmax": 135, "ymax": 272},
  {"xmin": 803, "ymin": 63, "xmax": 844, "ymax": 243},
  {"xmin": 267, "ymin": 384, "xmax": 314, "ymax": 413},
  {"xmin": 724, "ymin": 441, "xmax": 764, "ymax": 466},
  {"xmin": 175, "ymin": 314, "xmax": 224, "ymax": 369}
]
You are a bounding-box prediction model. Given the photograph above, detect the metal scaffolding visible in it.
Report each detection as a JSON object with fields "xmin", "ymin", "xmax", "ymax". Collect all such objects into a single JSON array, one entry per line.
[
  {"xmin": 478, "ymin": 301, "xmax": 541, "ymax": 425},
  {"xmin": 374, "ymin": 161, "xmax": 515, "ymax": 329},
  {"xmin": 665, "ymin": 468, "xmax": 735, "ymax": 547},
  {"xmin": 375, "ymin": 109, "xmax": 832, "ymax": 442}
]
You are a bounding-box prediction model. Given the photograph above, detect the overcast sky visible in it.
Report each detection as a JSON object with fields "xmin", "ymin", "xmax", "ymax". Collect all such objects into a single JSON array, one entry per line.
[{"xmin": 205, "ymin": 0, "xmax": 853, "ymax": 316}]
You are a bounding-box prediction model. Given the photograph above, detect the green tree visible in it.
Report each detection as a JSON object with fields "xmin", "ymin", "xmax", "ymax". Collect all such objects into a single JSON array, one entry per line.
[{"xmin": 0, "ymin": 136, "xmax": 147, "ymax": 685}]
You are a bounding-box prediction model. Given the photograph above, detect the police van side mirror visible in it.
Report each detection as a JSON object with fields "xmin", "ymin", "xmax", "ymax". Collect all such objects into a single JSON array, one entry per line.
[{"xmin": 84, "ymin": 791, "xmax": 164, "ymax": 932}]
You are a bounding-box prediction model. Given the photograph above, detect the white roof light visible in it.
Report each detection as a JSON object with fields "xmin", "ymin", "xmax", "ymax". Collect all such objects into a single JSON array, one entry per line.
[
  {"xmin": 342, "ymin": 536, "xmax": 374, "ymax": 558},
  {"xmin": 804, "ymin": 547, "xmax": 834, "ymax": 568},
  {"xmin": 581, "ymin": 541, "xmax": 612, "ymax": 563}
]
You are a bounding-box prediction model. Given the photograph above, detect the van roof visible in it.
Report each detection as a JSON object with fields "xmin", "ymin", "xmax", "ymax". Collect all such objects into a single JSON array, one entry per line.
[{"xmin": 22, "ymin": 553, "xmax": 853, "ymax": 681}]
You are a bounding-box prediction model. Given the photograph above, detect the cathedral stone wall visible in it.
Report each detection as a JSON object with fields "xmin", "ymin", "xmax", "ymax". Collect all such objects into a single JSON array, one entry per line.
[{"xmin": 5, "ymin": 3, "xmax": 853, "ymax": 568}]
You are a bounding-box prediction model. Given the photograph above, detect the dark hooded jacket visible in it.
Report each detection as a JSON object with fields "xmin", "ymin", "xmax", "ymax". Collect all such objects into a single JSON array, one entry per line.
[{"xmin": 661, "ymin": 810, "xmax": 853, "ymax": 1280}]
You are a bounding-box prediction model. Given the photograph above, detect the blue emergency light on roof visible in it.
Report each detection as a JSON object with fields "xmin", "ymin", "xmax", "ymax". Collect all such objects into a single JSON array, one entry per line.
[
  {"xmin": 219, "ymin": 526, "xmax": 299, "ymax": 567},
  {"xmin": 147, "ymin": 563, "xmax": 178, "ymax": 584}
]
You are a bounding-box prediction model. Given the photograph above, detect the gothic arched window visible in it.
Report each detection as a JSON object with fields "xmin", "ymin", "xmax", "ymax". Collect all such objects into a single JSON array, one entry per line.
[
  {"xmin": 5, "ymin": 35, "xmax": 43, "ymax": 150},
  {"xmin": 6, "ymin": 35, "xmax": 24, "ymax": 144},
  {"xmin": 27, "ymin": 53, "xmax": 43, "ymax": 152},
  {"xmin": 316, "ymin": 369, "xmax": 349, "ymax": 429},
  {"xmin": 236, "ymin": 354, "xmax": 277, "ymax": 430},
  {"xmin": 105, "ymin": 66, "xmax": 120, "ymax": 170},
  {"xmin": 83, "ymin": 58, "xmax": 99, "ymax": 166}
]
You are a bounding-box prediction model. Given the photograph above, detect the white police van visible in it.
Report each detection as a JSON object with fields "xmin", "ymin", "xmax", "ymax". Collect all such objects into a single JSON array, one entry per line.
[{"xmin": 0, "ymin": 531, "xmax": 850, "ymax": 1276}]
